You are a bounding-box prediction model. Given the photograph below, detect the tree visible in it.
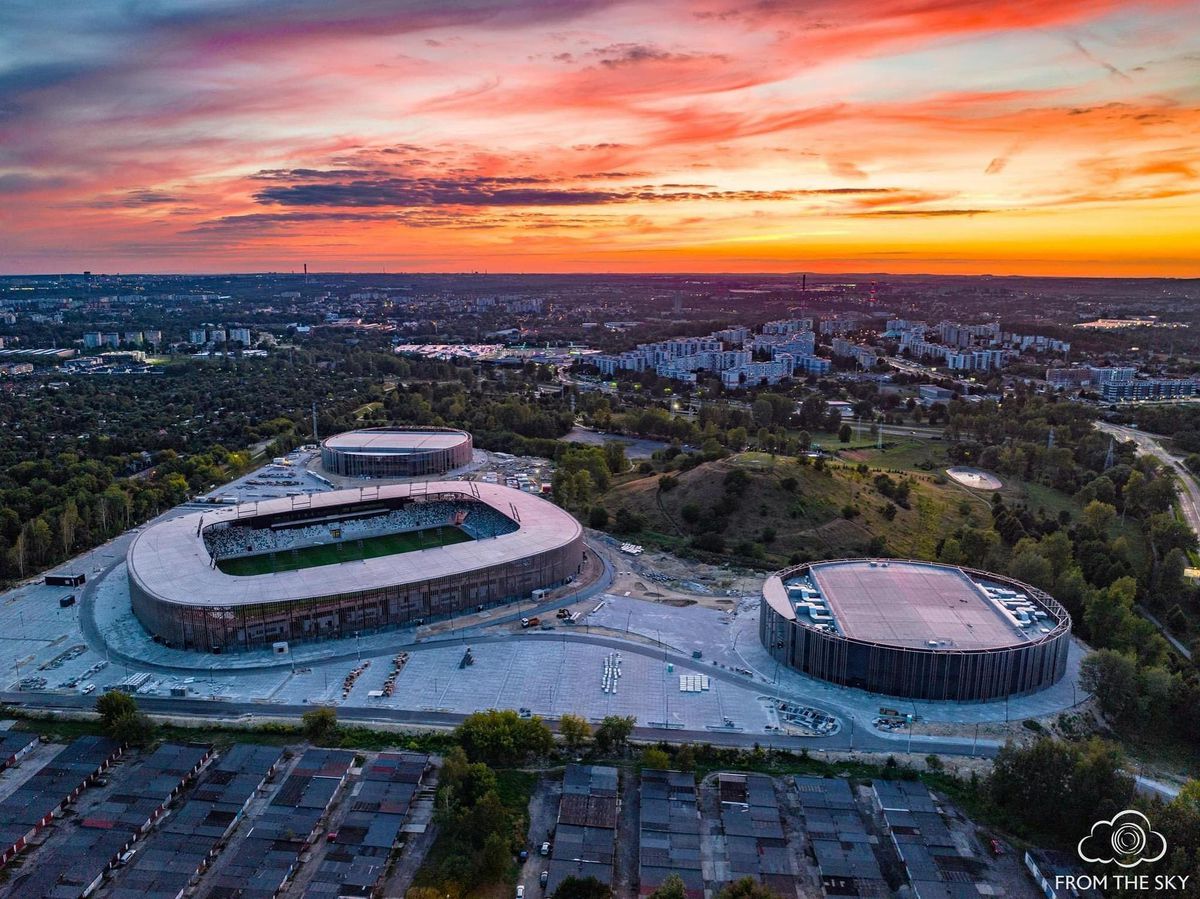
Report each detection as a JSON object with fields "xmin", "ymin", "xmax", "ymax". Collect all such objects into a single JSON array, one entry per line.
[
  {"xmin": 602, "ymin": 441, "xmax": 628, "ymax": 475},
  {"xmin": 1009, "ymin": 550, "xmax": 1055, "ymax": 592},
  {"xmin": 752, "ymin": 397, "xmax": 774, "ymax": 428},
  {"xmin": 594, "ymin": 715, "xmax": 635, "ymax": 755},
  {"xmin": 302, "ymin": 706, "xmax": 338, "ymax": 741},
  {"xmin": 989, "ymin": 737, "xmax": 1133, "ymax": 841},
  {"xmin": 96, "ymin": 690, "xmax": 137, "ymax": 726},
  {"xmin": 553, "ymin": 876, "xmax": 612, "ymax": 899},
  {"xmin": 559, "ymin": 713, "xmax": 592, "ymax": 751},
  {"xmin": 1080, "ymin": 650, "xmax": 1140, "ymax": 724},
  {"xmin": 647, "ymin": 874, "xmax": 687, "ymax": 899},
  {"xmin": 588, "ymin": 507, "xmax": 609, "ymax": 529},
  {"xmin": 716, "ymin": 878, "xmax": 780, "ymax": 899},
  {"xmin": 1081, "ymin": 500, "xmax": 1117, "ymax": 535},
  {"xmin": 674, "ymin": 744, "xmax": 696, "ymax": 772},
  {"xmin": 478, "ymin": 832, "xmax": 511, "ymax": 881},
  {"xmin": 456, "ymin": 709, "xmax": 553, "ymax": 766},
  {"xmin": 96, "ymin": 691, "xmax": 154, "ymax": 745},
  {"xmin": 109, "ymin": 710, "xmax": 156, "ymax": 746},
  {"xmin": 59, "ymin": 499, "xmax": 80, "ymax": 556},
  {"xmin": 641, "ymin": 747, "xmax": 671, "ymax": 770},
  {"xmin": 838, "ymin": 423, "xmax": 852, "ymax": 443}
]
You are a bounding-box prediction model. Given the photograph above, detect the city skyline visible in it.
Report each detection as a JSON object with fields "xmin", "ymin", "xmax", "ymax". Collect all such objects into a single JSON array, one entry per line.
[{"xmin": 1, "ymin": 0, "xmax": 1198, "ymax": 276}]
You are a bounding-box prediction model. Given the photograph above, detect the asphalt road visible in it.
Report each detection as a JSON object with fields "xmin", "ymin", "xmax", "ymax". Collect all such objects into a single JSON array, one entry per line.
[{"xmin": 0, "ymin": 687, "xmax": 999, "ymax": 758}]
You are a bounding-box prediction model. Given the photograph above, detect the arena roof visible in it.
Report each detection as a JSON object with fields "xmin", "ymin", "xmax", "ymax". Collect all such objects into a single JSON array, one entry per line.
[
  {"xmin": 806, "ymin": 560, "xmax": 1027, "ymax": 650},
  {"xmin": 322, "ymin": 428, "xmax": 469, "ymax": 455},
  {"xmin": 127, "ymin": 481, "xmax": 581, "ymax": 609}
]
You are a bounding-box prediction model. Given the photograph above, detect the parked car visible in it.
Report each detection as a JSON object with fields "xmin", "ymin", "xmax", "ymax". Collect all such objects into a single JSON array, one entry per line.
[
  {"xmin": 540, "ymin": 871, "xmax": 549, "ymax": 888},
  {"xmin": 540, "ymin": 841, "xmax": 550, "ymax": 856},
  {"xmin": 516, "ymin": 887, "xmax": 525, "ymax": 899}
]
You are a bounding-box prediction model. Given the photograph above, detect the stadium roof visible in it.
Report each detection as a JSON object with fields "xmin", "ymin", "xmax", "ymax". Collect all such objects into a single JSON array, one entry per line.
[
  {"xmin": 322, "ymin": 428, "xmax": 470, "ymax": 455},
  {"xmin": 127, "ymin": 481, "xmax": 581, "ymax": 608},
  {"xmin": 808, "ymin": 560, "xmax": 1027, "ymax": 650}
]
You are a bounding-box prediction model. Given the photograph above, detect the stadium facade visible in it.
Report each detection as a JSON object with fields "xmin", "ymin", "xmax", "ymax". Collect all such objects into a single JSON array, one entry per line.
[
  {"xmin": 759, "ymin": 559, "xmax": 1070, "ymax": 701},
  {"xmin": 128, "ymin": 482, "xmax": 583, "ymax": 652},
  {"xmin": 320, "ymin": 427, "xmax": 473, "ymax": 478}
]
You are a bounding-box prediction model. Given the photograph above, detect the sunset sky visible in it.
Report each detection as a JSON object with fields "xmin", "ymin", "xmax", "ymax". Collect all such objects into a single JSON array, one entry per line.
[{"xmin": 1, "ymin": 1, "xmax": 1197, "ymax": 276}]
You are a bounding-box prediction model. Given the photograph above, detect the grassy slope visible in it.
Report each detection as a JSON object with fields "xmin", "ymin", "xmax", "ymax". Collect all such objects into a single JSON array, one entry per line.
[{"xmin": 603, "ymin": 452, "xmax": 993, "ymax": 565}]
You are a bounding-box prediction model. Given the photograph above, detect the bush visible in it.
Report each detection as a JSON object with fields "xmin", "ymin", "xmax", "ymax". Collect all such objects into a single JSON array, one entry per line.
[
  {"xmin": 110, "ymin": 711, "xmax": 155, "ymax": 746},
  {"xmin": 613, "ymin": 507, "xmax": 645, "ymax": 534},
  {"xmin": 691, "ymin": 533, "xmax": 725, "ymax": 553},
  {"xmin": 302, "ymin": 706, "xmax": 338, "ymax": 741},
  {"xmin": 641, "ymin": 747, "xmax": 671, "ymax": 770},
  {"xmin": 588, "ymin": 506, "xmax": 609, "ymax": 529}
]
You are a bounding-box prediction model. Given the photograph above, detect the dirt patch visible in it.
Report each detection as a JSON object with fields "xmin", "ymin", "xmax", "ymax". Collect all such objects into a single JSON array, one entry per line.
[{"xmin": 660, "ymin": 598, "xmax": 696, "ymax": 607}]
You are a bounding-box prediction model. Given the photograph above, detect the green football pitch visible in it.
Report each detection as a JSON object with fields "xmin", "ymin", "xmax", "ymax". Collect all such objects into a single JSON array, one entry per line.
[{"xmin": 216, "ymin": 525, "xmax": 474, "ymax": 576}]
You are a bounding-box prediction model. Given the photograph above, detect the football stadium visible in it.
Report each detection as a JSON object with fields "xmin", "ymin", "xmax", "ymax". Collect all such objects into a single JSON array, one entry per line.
[
  {"xmin": 320, "ymin": 427, "xmax": 473, "ymax": 478},
  {"xmin": 760, "ymin": 559, "xmax": 1071, "ymax": 701},
  {"xmin": 127, "ymin": 482, "xmax": 584, "ymax": 652}
]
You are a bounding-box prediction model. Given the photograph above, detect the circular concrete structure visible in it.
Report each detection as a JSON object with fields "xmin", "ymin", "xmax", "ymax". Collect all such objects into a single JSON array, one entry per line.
[
  {"xmin": 128, "ymin": 482, "xmax": 583, "ymax": 652},
  {"xmin": 946, "ymin": 467, "xmax": 1003, "ymax": 490},
  {"xmin": 760, "ymin": 559, "xmax": 1070, "ymax": 701},
  {"xmin": 321, "ymin": 427, "xmax": 473, "ymax": 478}
]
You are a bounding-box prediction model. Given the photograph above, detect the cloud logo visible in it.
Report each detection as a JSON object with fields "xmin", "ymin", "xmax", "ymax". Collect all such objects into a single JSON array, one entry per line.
[{"xmin": 1078, "ymin": 810, "xmax": 1167, "ymax": 868}]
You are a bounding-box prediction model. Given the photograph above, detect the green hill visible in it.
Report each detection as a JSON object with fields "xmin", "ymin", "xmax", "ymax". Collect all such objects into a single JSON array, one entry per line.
[{"xmin": 600, "ymin": 452, "xmax": 994, "ymax": 566}]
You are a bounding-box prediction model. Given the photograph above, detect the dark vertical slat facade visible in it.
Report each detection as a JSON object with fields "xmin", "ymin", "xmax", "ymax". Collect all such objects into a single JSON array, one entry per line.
[
  {"xmin": 760, "ymin": 562, "xmax": 1071, "ymax": 702},
  {"xmin": 320, "ymin": 428, "xmax": 473, "ymax": 478},
  {"xmin": 131, "ymin": 532, "xmax": 583, "ymax": 652}
]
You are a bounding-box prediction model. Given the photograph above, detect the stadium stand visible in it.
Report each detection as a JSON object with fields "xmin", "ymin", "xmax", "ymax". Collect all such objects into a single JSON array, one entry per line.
[{"xmin": 203, "ymin": 500, "xmax": 517, "ymax": 561}]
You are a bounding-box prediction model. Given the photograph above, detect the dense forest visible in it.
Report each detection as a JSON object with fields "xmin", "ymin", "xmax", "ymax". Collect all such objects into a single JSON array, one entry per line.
[{"xmin": 0, "ymin": 348, "xmax": 405, "ymax": 582}]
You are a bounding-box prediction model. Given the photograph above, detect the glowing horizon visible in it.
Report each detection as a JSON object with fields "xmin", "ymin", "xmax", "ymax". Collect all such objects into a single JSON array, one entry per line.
[{"xmin": 1, "ymin": 1, "xmax": 1197, "ymax": 277}]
